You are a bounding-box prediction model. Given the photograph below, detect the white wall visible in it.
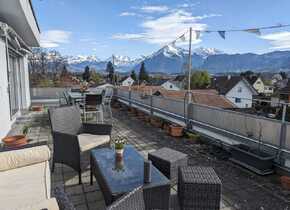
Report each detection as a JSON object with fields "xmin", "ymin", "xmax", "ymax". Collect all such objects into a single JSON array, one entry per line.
[
  {"xmin": 122, "ymin": 77, "xmax": 134, "ymax": 86},
  {"xmin": 253, "ymin": 78, "xmax": 265, "ymax": 94},
  {"xmin": 161, "ymin": 81, "xmax": 180, "ymax": 91},
  {"xmin": 0, "ymin": 39, "xmax": 13, "ymax": 139},
  {"xmin": 226, "ymin": 80, "xmax": 253, "ymax": 108}
]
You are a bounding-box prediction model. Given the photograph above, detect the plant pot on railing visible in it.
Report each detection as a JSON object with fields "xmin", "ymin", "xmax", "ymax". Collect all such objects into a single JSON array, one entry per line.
[
  {"xmin": 281, "ymin": 176, "xmax": 290, "ymax": 190},
  {"xmin": 230, "ymin": 144, "xmax": 275, "ymax": 175},
  {"xmin": 150, "ymin": 117, "xmax": 163, "ymax": 128},
  {"xmin": 163, "ymin": 123, "xmax": 170, "ymax": 134},
  {"xmin": 169, "ymin": 124, "xmax": 184, "ymax": 137},
  {"xmin": 31, "ymin": 105, "xmax": 43, "ymax": 112}
]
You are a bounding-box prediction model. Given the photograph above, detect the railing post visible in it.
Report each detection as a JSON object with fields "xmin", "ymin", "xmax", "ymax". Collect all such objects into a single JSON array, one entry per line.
[
  {"xmin": 278, "ymin": 104, "xmax": 287, "ymax": 164},
  {"xmin": 150, "ymin": 93, "xmax": 153, "ymax": 116},
  {"xmin": 129, "ymin": 90, "xmax": 132, "ymax": 107}
]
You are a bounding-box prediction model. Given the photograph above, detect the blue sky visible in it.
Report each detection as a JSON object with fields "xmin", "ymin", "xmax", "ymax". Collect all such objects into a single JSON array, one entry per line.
[{"xmin": 33, "ymin": 0, "xmax": 290, "ymax": 59}]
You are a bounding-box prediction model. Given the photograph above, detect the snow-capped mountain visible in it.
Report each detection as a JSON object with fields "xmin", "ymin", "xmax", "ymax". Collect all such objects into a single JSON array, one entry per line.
[
  {"xmin": 193, "ymin": 47, "xmax": 222, "ymax": 58},
  {"xmin": 65, "ymin": 45, "xmax": 290, "ymax": 74}
]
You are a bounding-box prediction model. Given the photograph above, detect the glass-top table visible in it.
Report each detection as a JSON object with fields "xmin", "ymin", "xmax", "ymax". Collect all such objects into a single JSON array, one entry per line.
[{"xmin": 90, "ymin": 145, "xmax": 170, "ymax": 209}]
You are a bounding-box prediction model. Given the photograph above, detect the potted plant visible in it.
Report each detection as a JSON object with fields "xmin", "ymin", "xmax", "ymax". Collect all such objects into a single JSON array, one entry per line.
[
  {"xmin": 150, "ymin": 116, "xmax": 163, "ymax": 128},
  {"xmin": 114, "ymin": 136, "xmax": 126, "ymax": 157},
  {"xmin": 2, "ymin": 125, "xmax": 30, "ymax": 148},
  {"xmin": 31, "ymin": 105, "xmax": 43, "ymax": 112},
  {"xmin": 186, "ymin": 131, "xmax": 201, "ymax": 142},
  {"xmin": 230, "ymin": 122, "xmax": 275, "ymax": 175},
  {"xmin": 169, "ymin": 124, "xmax": 184, "ymax": 137}
]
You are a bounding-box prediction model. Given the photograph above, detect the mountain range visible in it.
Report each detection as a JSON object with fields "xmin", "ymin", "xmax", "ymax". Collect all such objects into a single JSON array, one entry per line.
[{"xmin": 66, "ymin": 47, "xmax": 290, "ymax": 74}]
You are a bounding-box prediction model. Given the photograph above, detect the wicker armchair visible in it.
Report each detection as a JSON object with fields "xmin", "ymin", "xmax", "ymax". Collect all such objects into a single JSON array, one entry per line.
[
  {"xmin": 48, "ymin": 105, "xmax": 112, "ymax": 184},
  {"xmin": 107, "ymin": 187, "xmax": 145, "ymax": 210}
]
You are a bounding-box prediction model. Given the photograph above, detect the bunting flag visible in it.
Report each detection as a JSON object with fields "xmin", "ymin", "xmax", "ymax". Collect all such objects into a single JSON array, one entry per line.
[
  {"xmin": 195, "ymin": 30, "xmax": 201, "ymax": 40},
  {"xmin": 218, "ymin": 31, "xmax": 226, "ymax": 39},
  {"xmin": 244, "ymin": 28, "xmax": 261, "ymax": 35},
  {"xmin": 180, "ymin": 34, "xmax": 186, "ymax": 42}
]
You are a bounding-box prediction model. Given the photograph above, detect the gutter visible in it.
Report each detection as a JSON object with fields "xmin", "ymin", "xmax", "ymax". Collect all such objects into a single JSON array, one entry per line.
[{"xmin": 28, "ymin": 0, "xmax": 40, "ymax": 33}]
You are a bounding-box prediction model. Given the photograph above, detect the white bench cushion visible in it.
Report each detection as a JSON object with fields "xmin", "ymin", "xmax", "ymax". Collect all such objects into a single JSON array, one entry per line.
[
  {"xmin": 0, "ymin": 145, "xmax": 50, "ymax": 172},
  {"xmin": 0, "ymin": 161, "xmax": 51, "ymax": 209},
  {"xmin": 78, "ymin": 133, "xmax": 110, "ymax": 152},
  {"xmin": 14, "ymin": 198, "xmax": 59, "ymax": 210}
]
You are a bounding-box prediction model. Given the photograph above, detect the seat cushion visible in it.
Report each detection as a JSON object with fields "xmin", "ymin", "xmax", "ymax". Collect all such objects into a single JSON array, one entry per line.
[
  {"xmin": 0, "ymin": 161, "xmax": 51, "ymax": 209},
  {"xmin": 0, "ymin": 145, "xmax": 51, "ymax": 172},
  {"xmin": 78, "ymin": 133, "xmax": 110, "ymax": 152},
  {"xmin": 14, "ymin": 198, "xmax": 59, "ymax": 210}
]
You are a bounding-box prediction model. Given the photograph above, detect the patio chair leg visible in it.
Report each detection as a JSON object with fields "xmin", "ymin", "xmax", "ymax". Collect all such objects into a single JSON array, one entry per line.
[
  {"xmin": 90, "ymin": 168, "xmax": 93, "ymax": 185},
  {"xmin": 51, "ymin": 161, "xmax": 55, "ymax": 173},
  {"xmin": 79, "ymin": 170, "xmax": 82, "ymax": 184}
]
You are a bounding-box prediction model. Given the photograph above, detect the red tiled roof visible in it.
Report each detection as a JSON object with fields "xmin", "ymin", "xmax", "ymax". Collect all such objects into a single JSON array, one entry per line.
[{"xmin": 118, "ymin": 86, "xmax": 235, "ymax": 108}]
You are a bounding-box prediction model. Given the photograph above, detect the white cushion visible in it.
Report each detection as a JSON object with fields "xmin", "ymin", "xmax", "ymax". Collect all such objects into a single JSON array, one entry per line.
[
  {"xmin": 14, "ymin": 198, "xmax": 59, "ymax": 210},
  {"xmin": 0, "ymin": 145, "xmax": 51, "ymax": 172},
  {"xmin": 0, "ymin": 161, "xmax": 51, "ymax": 209},
  {"xmin": 78, "ymin": 133, "xmax": 110, "ymax": 152}
]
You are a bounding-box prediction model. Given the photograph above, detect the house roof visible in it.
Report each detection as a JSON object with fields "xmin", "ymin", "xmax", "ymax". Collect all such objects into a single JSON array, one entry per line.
[
  {"xmin": 212, "ymin": 76, "xmax": 257, "ymax": 95},
  {"xmin": 245, "ymin": 75, "xmax": 260, "ymax": 85},
  {"xmin": 149, "ymin": 79, "xmax": 169, "ymax": 86},
  {"xmin": 278, "ymin": 80, "xmax": 290, "ymax": 94},
  {"xmin": 119, "ymin": 76, "xmax": 133, "ymax": 83},
  {"xmin": 153, "ymin": 89, "xmax": 235, "ymax": 109},
  {"xmin": 173, "ymin": 75, "xmax": 186, "ymax": 82}
]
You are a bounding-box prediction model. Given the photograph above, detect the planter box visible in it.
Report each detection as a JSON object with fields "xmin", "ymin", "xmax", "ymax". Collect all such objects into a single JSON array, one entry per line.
[
  {"xmin": 169, "ymin": 125, "xmax": 184, "ymax": 137},
  {"xmin": 230, "ymin": 144, "xmax": 275, "ymax": 175},
  {"xmin": 150, "ymin": 117, "xmax": 163, "ymax": 128}
]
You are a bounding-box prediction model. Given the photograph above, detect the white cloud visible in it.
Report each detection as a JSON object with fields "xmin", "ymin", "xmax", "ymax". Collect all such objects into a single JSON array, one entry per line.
[
  {"xmin": 120, "ymin": 12, "xmax": 137, "ymax": 17},
  {"xmin": 141, "ymin": 5, "xmax": 169, "ymax": 13},
  {"xmin": 40, "ymin": 30, "xmax": 71, "ymax": 48},
  {"xmin": 112, "ymin": 9, "xmax": 217, "ymax": 45},
  {"xmin": 261, "ymin": 32, "xmax": 290, "ymax": 50}
]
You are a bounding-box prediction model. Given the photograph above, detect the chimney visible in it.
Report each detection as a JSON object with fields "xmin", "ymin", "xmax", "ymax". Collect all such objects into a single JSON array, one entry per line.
[{"xmin": 227, "ymin": 75, "xmax": 231, "ymax": 80}]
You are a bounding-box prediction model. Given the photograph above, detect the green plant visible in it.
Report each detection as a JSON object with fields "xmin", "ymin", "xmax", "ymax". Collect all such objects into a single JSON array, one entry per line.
[
  {"xmin": 186, "ymin": 132, "xmax": 200, "ymax": 141},
  {"xmin": 22, "ymin": 125, "xmax": 31, "ymax": 136},
  {"xmin": 115, "ymin": 136, "xmax": 126, "ymax": 150}
]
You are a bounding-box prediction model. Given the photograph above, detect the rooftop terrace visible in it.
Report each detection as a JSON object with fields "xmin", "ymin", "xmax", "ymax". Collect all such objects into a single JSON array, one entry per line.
[{"xmin": 6, "ymin": 106, "xmax": 290, "ymax": 210}]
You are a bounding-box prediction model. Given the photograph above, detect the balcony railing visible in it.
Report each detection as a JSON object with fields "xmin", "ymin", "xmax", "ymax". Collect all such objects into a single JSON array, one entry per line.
[{"xmin": 116, "ymin": 88, "xmax": 290, "ymax": 168}]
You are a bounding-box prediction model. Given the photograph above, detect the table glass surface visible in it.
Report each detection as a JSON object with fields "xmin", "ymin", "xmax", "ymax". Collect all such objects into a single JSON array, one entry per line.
[
  {"xmin": 91, "ymin": 145, "xmax": 169, "ymax": 194},
  {"xmin": 66, "ymin": 90, "xmax": 103, "ymax": 99}
]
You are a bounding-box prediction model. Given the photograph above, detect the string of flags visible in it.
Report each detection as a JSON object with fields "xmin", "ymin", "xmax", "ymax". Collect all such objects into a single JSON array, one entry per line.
[
  {"xmin": 140, "ymin": 23, "xmax": 290, "ymax": 63},
  {"xmin": 171, "ymin": 24, "xmax": 290, "ymax": 44}
]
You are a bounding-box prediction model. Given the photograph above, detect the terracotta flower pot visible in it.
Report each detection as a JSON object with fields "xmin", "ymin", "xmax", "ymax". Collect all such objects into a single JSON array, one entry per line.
[
  {"xmin": 31, "ymin": 105, "xmax": 43, "ymax": 112},
  {"xmin": 281, "ymin": 176, "xmax": 290, "ymax": 190},
  {"xmin": 169, "ymin": 125, "xmax": 184, "ymax": 137},
  {"xmin": 163, "ymin": 123, "xmax": 170, "ymax": 134},
  {"xmin": 2, "ymin": 135, "xmax": 28, "ymax": 148},
  {"xmin": 150, "ymin": 118, "xmax": 163, "ymax": 128}
]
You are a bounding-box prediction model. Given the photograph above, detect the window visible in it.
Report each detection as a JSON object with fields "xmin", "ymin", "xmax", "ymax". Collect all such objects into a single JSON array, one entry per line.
[
  {"xmin": 235, "ymin": 98, "xmax": 241, "ymax": 103},
  {"xmin": 170, "ymin": 85, "xmax": 173, "ymax": 88},
  {"xmin": 237, "ymin": 87, "xmax": 242, "ymax": 93}
]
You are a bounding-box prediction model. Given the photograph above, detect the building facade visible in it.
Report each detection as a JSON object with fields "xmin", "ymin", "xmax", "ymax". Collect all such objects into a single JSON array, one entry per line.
[{"xmin": 0, "ymin": 0, "xmax": 40, "ymax": 138}]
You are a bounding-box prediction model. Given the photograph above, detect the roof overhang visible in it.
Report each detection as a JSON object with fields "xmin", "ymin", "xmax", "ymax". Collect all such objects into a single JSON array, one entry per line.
[{"xmin": 0, "ymin": 0, "xmax": 40, "ymax": 47}]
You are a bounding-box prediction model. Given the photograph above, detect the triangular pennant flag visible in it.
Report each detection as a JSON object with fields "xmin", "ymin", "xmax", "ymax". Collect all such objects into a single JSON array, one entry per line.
[
  {"xmin": 244, "ymin": 28, "xmax": 261, "ymax": 36},
  {"xmin": 195, "ymin": 30, "xmax": 201, "ymax": 40},
  {"xmin": 218, "ymin": 31, "xmax": 226, "ymax": 39},
  {"xmin": 180, "ymin": 34, "xmax": 186, "ymax": 42}
]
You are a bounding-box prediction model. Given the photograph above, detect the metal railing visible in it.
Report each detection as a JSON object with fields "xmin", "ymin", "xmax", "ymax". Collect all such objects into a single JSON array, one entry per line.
[{"xmin": 115, "ymin": 88, "xmax": 290, "ymax": 166}]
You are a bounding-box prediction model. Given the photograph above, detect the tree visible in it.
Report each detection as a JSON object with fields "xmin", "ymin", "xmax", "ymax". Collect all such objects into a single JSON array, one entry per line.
[
  {"xmin": 240, "ymin": 70, "xmax": 254, "ymax": 77},
  {"xmin": 138, "ymin": 62, "xmax": 149, "ymax": 82},
  {"xmin": 280, "ymin": 71, "xmax": 287, "ymax": 79},
  {"xmin": 190, "ymin": 70, "xmax": 211, "ymax": 89},
  {"xmin": 106, "ymin": 61, "xmax": 115, "ymax": 84},
  {"xmin": 90, "ymin": 71, "xmax": 102, "ymax": 84},
  {"xmin": 83, "ymin": 66, "xmax": 91, "ymax": 82},
  {"xmin": 130, "ymin": 70, "xmax": 137, "ymax": 81}
]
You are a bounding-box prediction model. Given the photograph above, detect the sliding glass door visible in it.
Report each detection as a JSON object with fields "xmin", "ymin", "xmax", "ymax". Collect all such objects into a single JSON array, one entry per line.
[{"xmin": 8, "ymin": 53, "xmax": 21, "ymax": 117}]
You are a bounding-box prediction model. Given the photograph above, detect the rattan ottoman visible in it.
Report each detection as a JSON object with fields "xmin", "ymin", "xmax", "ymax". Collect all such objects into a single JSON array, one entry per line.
[
  {"xmin": 148, "ymin": 147, "xmax": 188, "ymax": 184},
  {"xmin": 178, "ymin": 166, "xmax": 221, "ymax": 210}
]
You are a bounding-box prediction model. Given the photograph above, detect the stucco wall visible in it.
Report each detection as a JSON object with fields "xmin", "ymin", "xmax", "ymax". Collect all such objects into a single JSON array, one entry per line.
[
  {"xmin": 226, "ymin": 80, "xmax": 253, "ymax": 108},
  {"xmin": 161, "ymin": 81, "xmax": 180, "ymax": 91},
  {"xmin": 0, "ymin": 39, "xmax": 13, "ymax": 139}
]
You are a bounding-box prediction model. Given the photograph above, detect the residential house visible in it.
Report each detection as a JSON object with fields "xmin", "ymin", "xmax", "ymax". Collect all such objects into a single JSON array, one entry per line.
[
  {"xmin": 172, "ymin": 75, "xmax": 186, "ymax": 89},
  {"xmin": 277, "ymin": 81, "xmax": 290, "ymax": 103},
  {"xmin": 212, "ymin": 76, "xmax": 258, "ymax": 108},
  {"xmin": 161, "ymin": 80, "xmax": 180, "ymax": 91},
  {"xmin": 120, "ymin": 76, "xmax": 135, "ymax": 86},
  {"xmin": 0, "ymin": 0, "xmax": 40, "ymax": 138},
  {"xmin": 244, "ymin": 75, "xmax": 274, "ymax": 96}
]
